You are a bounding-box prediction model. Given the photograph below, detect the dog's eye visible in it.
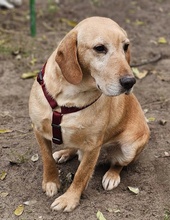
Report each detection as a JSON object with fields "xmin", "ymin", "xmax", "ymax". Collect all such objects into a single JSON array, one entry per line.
[
  {"xmin": 93, "ymin": 45, "xmax": 107, "ymax": 54},
  {"xmin": 123, "ymin": 43, "xmax": 129, "ymax": 52}
]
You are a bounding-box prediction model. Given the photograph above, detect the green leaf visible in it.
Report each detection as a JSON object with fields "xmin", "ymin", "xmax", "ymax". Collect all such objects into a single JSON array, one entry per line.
[
  {"xmin": 96, "ymin": 211, "xmax": 107, "ymax": 220},
  {"xmin": 164, "ymin": 210, "xmax": 170, "ymax": 220}
]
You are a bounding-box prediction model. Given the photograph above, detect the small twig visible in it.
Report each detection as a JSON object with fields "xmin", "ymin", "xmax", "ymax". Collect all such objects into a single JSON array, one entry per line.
[
  {"xmin": 0, "ymin": 27, "xmax": 16, "ymax": 34},
  {"xmin": 142, "ymin": 98, "xmax": 170, "ymax": 107},
  {"xmin": 42, "ymin": 22, "xmax": 55, "ymax": 31},
  {"xmin": 131, "ymin": 53, "xmax": 162, "ymax": 67}
]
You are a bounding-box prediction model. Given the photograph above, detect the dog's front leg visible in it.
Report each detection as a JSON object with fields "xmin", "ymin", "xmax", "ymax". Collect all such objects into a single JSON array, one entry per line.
[
  {"xmin": 35, "ymin": 129, "xmax": 60, "ymax": 197},
  {"xmin": 51, "ymin": 147, "xmax": 101, "ymax": 212}
]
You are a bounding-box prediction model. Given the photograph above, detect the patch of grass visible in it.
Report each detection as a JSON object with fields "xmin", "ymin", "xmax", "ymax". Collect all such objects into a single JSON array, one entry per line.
[
  {"xmin": 9, "ymin": 148, "xmax": 33, "ymax": 165},
  {"xmin": 90, "ymin": 0, "xmax": 101, "ymax": 7},
  {"xmin": 0, "ymin": 44, "xmax": 31, "ymax": 59},
  {"xmin": 0, "ymin": 45, "xmax": 13, "ymax": 55},
  {"xmin": 47, "ymin": 0, "xmax": 59, "ymax": 14},
  {"xmin": 164, "ymin": 209, "xmax": 170, "ymax": 220}
]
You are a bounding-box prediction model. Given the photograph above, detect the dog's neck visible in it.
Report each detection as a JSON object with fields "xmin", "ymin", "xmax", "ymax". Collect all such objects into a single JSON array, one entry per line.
[{"xmin": 43, "ymin": 55, "xmax": 102, "ymax": 109}]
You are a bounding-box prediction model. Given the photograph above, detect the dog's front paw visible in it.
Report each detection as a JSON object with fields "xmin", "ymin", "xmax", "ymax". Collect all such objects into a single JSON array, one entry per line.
[
  {"xmin": 51, "ymin": 193, "xmax": 79, "ymax": 212},
  {"xmin": 42, "ymin": 181, "xmax": 60, "ymax": 197},
  {"xmin": 53, "ymin": 149, "xmax": 77, "ymax": 163},
  {"xmin": 102, "ymin": 170, "xmax": 120, "ymax": 191}
]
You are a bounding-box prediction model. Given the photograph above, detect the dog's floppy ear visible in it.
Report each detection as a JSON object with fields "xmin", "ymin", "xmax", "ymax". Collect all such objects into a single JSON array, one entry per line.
[
  {"xmin": 126, "ymin": 46, "xmax": 131, "ymax": 64},
  {"xmin": 55, "ymin": 31, "xmax": 83, "ymax": 85},
  {"xmin": 120, "ymin": 28, "xmax": 131, "ymax": 65}
]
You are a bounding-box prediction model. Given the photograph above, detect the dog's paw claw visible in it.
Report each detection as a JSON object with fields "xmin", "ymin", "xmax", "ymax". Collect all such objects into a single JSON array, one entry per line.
[
  {"xmin": 51, "ymin": 193, "xmax": 79, "ymax": 212},
  {"xmin": 102, "ymin": 171, "xmax": 120, "ymax": 190},
  {"xmin": 42, "ymin": 181, "xmax": 60, "ymax": 197}
]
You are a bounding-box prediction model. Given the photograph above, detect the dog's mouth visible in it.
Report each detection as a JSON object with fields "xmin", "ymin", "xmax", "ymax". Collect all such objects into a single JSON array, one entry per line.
[
  {"xmin": 124, "ymin": 88, "xmax": 133, "ymax": 95},
  {"xmin": 97, "ymin": 84, "xmax": 101, "ymax": 90},
  {"xmin": 96, "ymin": 83, "xmax": 133, "ymax": 97}
]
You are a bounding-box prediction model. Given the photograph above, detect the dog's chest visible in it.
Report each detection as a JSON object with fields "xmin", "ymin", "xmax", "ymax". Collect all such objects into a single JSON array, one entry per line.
[{"xmin": 41, "ymin": 108, "xmax": 107, "ymax": 148}]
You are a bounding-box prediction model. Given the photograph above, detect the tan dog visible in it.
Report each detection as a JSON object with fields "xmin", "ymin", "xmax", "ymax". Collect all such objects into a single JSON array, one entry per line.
[{"xmin": 29, "ymin": 17, "xmax": 150, "ymax": 212}]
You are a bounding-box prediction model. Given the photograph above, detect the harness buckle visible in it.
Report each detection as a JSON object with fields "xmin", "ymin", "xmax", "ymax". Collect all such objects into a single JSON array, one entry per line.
[
  {"xmin": 51, "ymin": 121, "xmax": 63, "ymax": 145},
  {"xmin": 37, "ymin": 70, "xmax": 43, "ymax": 85},
  {"xmin": 52, "ymin": 137, "xmax": 63, "ymax": 145}
]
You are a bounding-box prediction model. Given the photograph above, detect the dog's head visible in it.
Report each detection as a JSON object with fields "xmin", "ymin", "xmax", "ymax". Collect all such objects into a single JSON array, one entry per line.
[{"xmin": 55, "ymin": 17, "xmax": 136, "ymax": 96}]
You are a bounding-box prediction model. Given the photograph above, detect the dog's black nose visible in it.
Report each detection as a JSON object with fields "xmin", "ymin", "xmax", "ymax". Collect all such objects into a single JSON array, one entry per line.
[{"xmin": 120, "ymin": 76, "xmax": 136, "ymax": 90}]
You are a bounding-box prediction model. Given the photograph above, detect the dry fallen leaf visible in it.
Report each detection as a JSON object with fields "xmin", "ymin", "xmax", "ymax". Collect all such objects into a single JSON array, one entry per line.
[
  {"xmin": 66, "ymin": 172, "xmax": 74, "ymax": 183},
  {"xmin": 0, "ymin": 129, "xmax": 12, "ymax": 134},
  {"xmin": 128, "ymin": 186, "xmax": 139, "ymax": 195},
  {"xmin": 158, "ymin": 37, "xmax": 167, "ymax": 44},
  {"xmin": 23, "ymin": 200, "xmax": 37, "ymax": 206},
  {"xmin": 60, "ymin": 18, "xmax": 77, "ymax": 27},
  {"xmin": 0, "ymin": 192, "xmax": 9, "ymax": 197},
  {"xmin": 164, "ymin": 152, "xmax": 170, "ymax": 157},
  {"xmin": 30, "ymin": 57, "xmax": 37, "ymax": 65},
  {"xmin": 96, "ymin": 211, "xmax": 107, "ymax": 220},
  {"xmin": 134, "ymin": 19, "xmax": 144, "ymax": 25},
  {"xmin": 106, "ymin": 207, "xmax": 113, "ymax": 213},
  {"xmin": 125, "ymin": 18, "xmax": 131, "ymax": 24},
  {"xmin": 159, "ymin": 119, "xmax": 167, "ymax": 126},
  {"xmin": 0, "ymin": 39, "xmax": 6, "ymax": 45},
  {"xmin": 143, "ymin": 108, "xmax": 149, "ymax": 114},
  {"xmin": 106, "ymin": 207, "xmax": 120, "ymax": 213},
  {"xmin": 132, "ymin": 67, "xmax": 148, "ymax": 79},
  {"xmin": 0, "ymin": 171, "xmax": 7, "ymax": 180},
  {"xmin": 14, "ymin": 204, "xmax": 24, "ymax": 216},
  {"xmin": 21, "ymin": 70, "xmax": 39, "ymax": 79},
  {"xmin": 31, "ymin": 153, "xmax": 39, "ymax": 162},
  {"xmin": 148, "ymin": 117, "xmax": 156, "ymax": 122},
  {"xmin": 114, "ymin": 209, "xmax": 121, "ymax": 213}
]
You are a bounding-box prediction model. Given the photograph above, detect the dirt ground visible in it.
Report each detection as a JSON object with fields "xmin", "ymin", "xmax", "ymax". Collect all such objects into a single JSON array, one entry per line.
[{"xmin": 0, "ymin": 0, "xmax": 170, "ymax": 219}]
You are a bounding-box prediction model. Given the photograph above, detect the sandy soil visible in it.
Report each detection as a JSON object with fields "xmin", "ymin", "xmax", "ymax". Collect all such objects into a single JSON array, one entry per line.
[{"xmin": 0, "ymin": 0, "xmax": 170, "ymax": 219}]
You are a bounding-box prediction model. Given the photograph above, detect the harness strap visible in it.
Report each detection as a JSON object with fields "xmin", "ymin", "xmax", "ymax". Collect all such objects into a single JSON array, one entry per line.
[
  {"xmin": 37, "ymin": 63, "xmax": 58, "ymax": 109},
  {"xmin": 37, "ymin": 63, "xmax": 100, "ymax": 145},
  {"xmin": 52, "ymin": 111, "xmax": 63, "ymax": 144}
]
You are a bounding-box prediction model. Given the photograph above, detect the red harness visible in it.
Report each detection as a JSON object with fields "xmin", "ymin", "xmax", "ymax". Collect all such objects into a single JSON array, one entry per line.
[{"xmin": 37, "ymin": 64, "xmax": 100, "ymax": 145}]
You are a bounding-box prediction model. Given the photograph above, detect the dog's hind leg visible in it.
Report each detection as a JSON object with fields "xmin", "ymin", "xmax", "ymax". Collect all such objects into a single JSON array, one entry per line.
[
  {"xmin": 35, "ymin": 129, "xmax": 60, "ymax": 197},
  {"xmin": 102, "ymin": 132, "xmax": 149, "ymax": 191}
]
